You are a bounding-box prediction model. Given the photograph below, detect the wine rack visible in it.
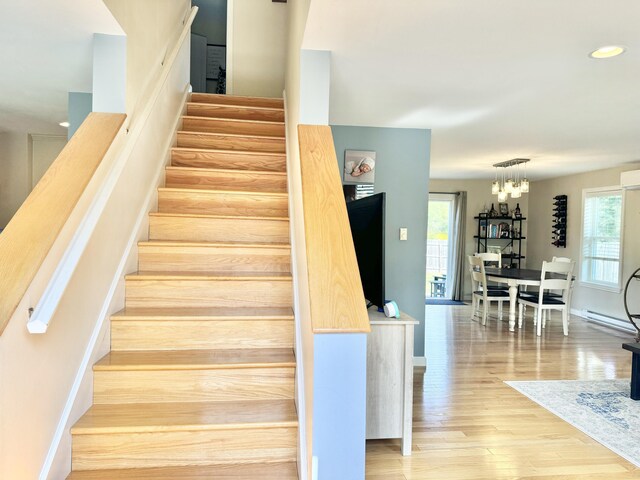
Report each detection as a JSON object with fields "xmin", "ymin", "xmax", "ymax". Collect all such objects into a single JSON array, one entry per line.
[{"xmin": 552, "ymin": 195, "xmax": 567, "ymax": 248}]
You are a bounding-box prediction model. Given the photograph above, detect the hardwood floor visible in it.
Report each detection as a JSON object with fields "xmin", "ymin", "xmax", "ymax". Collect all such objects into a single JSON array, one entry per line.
[{"xmin": 366, "ymin": 305, "xmax": 640, "ymax": 479}]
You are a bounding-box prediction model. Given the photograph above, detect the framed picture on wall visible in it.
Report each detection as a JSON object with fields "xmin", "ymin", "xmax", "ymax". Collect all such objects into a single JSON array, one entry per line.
[
  {"xmin": 498, "ymin": 202, "xmax": 509, "ymax": 216},
  {"xmin": 344, "ymin": 149, "xmax": 376, "ymax": 185}
]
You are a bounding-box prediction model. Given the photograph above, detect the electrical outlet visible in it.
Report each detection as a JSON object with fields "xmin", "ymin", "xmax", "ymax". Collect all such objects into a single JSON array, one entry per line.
[{"xmin": 400, "ymin": 228, "xmax": 408, "ymax": 241}]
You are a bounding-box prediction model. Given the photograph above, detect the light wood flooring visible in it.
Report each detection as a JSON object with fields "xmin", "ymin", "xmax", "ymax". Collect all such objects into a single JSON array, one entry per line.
[{"xmin": 366, "ymin": 305, "xmax": 640, "ymax": 479}]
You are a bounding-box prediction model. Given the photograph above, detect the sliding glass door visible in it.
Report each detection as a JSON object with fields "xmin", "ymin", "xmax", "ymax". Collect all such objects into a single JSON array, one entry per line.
[{"xmin": 426, "ymin": 193, "xmax": 456, "ymax": 299}]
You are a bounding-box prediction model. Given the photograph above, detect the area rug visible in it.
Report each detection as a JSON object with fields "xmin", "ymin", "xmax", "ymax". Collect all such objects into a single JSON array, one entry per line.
[
  {"xmin": 506, "ymin": 379, "xmax": 640, "ymax": 467},
  {"xmin": 425, "ymin": 299, "xmax": 466, "ymax": 305}
]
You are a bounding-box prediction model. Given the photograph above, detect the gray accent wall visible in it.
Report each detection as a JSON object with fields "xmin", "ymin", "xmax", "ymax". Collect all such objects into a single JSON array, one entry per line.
[{"xmin": 331, "ymin": 125, "xmax": 431, "ymax": 357}]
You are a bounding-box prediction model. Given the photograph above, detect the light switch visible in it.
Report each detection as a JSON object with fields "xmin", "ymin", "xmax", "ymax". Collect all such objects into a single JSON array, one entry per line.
[{"xmin": 400, "ymin": 228, "xmax": 408, "ymax": 241}]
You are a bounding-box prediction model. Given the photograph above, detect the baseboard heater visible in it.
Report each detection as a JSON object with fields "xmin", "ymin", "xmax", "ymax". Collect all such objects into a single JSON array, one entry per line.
[{"xmin": 579, "ymin": 309, "xmax": 636, "ymax": 334}]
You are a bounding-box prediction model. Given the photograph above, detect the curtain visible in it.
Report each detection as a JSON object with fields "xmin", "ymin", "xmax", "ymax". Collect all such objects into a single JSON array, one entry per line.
[{"xmin": 450, "ymin": 191, "xmax": 467, "ymax": 301}]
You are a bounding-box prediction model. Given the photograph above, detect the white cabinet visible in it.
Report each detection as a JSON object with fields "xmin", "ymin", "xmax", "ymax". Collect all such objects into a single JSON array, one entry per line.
[{"xmin": 366, "ymin": 309, "xmax": 417, "ymax": 456}]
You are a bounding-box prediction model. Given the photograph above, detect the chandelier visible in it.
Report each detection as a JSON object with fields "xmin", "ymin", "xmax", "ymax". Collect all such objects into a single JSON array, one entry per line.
[{"xmin": 491, "ymin": 158, "xmax": 530, "ymax": 202}]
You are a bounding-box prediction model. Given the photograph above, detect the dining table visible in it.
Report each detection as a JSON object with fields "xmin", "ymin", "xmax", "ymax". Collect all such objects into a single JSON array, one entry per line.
[{"xmin": 484, "ymin": 267, "xmax": 567, "ymax": 332}]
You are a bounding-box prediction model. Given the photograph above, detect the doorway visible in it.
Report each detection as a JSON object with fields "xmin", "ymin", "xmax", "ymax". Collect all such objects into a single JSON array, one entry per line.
[
  {"xmin": 191, "ymin": 0, "xmax": 228, "ymax": 94},
  {"xmin": 426, "ymin": 193, "xmax": 456, "ymax": 300}
]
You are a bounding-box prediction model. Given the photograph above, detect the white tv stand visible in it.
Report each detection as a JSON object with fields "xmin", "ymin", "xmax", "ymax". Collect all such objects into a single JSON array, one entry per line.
[{"xmin": 366, "ymin": 307, "xmax": 417, "ymax": 456}]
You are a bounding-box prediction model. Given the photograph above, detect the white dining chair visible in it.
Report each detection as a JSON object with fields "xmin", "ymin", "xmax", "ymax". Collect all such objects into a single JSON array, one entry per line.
[
  {"xmin": 475, "ymin": 252, "xmax": 508, "ymax": 294},
  {"xmin": 468, "ymin": 255, "xmax": 510, "ymax": 326},
  {"xmin": 517, "ymin": 260, "xmax": 574, "ymax": 336},
  {"xmin": 540, "ymin": 256, "xmax": 574, "ymax": 327}
]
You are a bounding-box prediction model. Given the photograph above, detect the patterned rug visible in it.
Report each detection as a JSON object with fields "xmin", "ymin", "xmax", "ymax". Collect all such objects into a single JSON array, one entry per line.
[{"xmin": 506, "ymin": 379, "xmax": 640, "ymax": 467}]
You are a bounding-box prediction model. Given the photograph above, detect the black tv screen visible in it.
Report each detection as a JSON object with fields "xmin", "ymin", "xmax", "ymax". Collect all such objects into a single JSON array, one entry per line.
[{"xmin": 346, "ymin": 192, "xmax": 385, "ymax": 309}]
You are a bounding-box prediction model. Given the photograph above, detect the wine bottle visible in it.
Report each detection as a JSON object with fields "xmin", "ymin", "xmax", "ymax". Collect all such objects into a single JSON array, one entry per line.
[
  {"xmin": 489, "ymin": 203, "xmax": 497, "ymax": 217},
  {"xmin": 515, "ymin": 203, "xmax": 521, "ymax": 216}
]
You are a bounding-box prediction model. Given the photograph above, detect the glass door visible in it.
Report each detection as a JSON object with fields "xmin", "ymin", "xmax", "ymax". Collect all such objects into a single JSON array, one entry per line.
[{"xmin": 426, "ymin": 193, "xmax": 456, "ymax": 300}]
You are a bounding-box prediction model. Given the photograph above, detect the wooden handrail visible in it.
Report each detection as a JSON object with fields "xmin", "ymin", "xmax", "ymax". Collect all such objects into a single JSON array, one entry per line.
[
  {"xmin": 0, "ymin": 112, "xmax": 126, "ymax": 335},
  {"xmin": 298, "ymin": 125, "xmax": 370, "ymax": 333}
]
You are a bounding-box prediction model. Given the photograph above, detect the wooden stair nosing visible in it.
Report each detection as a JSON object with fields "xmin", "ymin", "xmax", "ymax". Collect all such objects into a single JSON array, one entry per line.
[
  {"xmin": 186, "ymin": 102, "xmax": 283, "ymax": 113},
  {"xmin": 125, "ymin": 271, "xmax": 292, "ymax": 281},
  {"xmin": 71, "ymin": 400, "xmax": 298, "ymax": 435},
  {"xmin": 158, "ymin": 186, "xmax": 288, "ymax": 198},
  {"xmin": 94, "ymin": 349, "xmax": 296, "ymax": 371},
  {"xmin": 183, "ymin": 114, "xmax": 285, "ymax": 126},
  {"xmin": 172, "ymin": 147, "xmax": 285, "ymax": 157},
  {"xmin": 110, "ymin": 307, "xmax": 294, "ymax": 321},
  {"xmin": 186, "ymin": 104, "xmax": 285, "ymax": 122},
  {"xmin": 138, "ymin": 240, "xmax": 291, "ymax": 249},
  {"xmin": 165, "ymin": 165, "xmax": 287, "ymax": 177},
  {"xmin": 178, "ymin": 130, "xmax": 286, "ymax": 142},
  {"xmin": 66, "ymin": 461, "xmax": 299, "ymax": 479},
  {"xmin": 149, "ymin": 212, "xmax": 290, "ymax": 222},
  {"xmin": 176, "ymin": 133, "xmax": 285, "ymax": 154},
  {"xmin": 190, "ymin": 93, "xmax": 284, "ymax": 109}
]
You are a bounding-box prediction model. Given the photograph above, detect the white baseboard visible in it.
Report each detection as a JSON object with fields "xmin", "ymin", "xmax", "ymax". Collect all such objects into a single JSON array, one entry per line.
[
  {"xmin": 571, "ymin": 308, "xmax": 636, "ymax": 334},
  {"xmin": 413, "ymin": 356, "xmax": 427, "ymax": 367}
]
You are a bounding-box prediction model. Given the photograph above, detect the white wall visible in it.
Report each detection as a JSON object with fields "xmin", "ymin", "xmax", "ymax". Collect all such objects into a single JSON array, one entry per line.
[
  {"xmin": 228, "ymin": 0, "xmax": 287, "ymax": 97},
  {"xmin": 284, "ymin": 0, "xmax": 313, "ymax": 478},
  {"xmin": 429, "ymin": 178, "xmax": 529, "ymax": 299},
  {"xmin": 0, "ymin": 132, "xmax": 29, "ymax": 228},
  {"xmin": 527, "ymin": 163, "xmax": 640, "ymax": 320},
  {"xmin": 92, "ymin": 33, "xmax": 127, "ymax": 113},
  {"xmin": 104, "ymin": 0, "xmax": 191, "ymax": 115}
]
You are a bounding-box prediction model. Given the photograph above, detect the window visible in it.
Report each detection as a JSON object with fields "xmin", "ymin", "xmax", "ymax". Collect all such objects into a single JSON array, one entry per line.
[{"xmin": 580, "ymin": 188, "xmax": 624, "ymax": 290}]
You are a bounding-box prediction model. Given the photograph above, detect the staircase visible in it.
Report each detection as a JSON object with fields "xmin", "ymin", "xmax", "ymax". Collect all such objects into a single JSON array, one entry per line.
[{"xmin": 67, "ymin": 94, "xmax": 298, "ymax": 479}]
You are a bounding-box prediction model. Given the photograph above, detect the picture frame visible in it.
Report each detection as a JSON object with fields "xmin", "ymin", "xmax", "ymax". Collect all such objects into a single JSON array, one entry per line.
[
  {"xmin": 498, "ymin": 202, "xmax": 509, "ymax": 216},
  {"xmin": 206, "ymin": 44, "xmax": 226, "ymax": 80},
  {"xmin": 343, "ymin": 149, "xmax": 376, "ymax": 185}
]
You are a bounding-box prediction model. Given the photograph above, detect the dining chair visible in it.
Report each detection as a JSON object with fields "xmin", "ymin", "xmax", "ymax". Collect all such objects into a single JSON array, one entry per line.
[
  {"xmin": 540, "ymin": 256, "xmax": 575, "ymax": 327},
  {"xmin": 468, "ymin": 255, "xmax": 510, "ymax": 326},
  {"xmin": 475, "ymin": 252, "xmax": 508, "ymax": 293},
  {"xmin": 517, "ymin": 260, "xmax": 575, "ymax": 336}
]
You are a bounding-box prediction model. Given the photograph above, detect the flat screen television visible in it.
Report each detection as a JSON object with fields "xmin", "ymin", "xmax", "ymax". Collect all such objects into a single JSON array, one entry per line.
[{"xmin": 345, "ymin": 192, "xmax": 386, "ymax": 309}]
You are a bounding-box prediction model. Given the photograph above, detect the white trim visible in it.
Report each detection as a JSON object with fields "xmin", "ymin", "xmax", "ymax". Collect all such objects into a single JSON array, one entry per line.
[
  {"xmin": 225, "ymin": 0, "xmax": 234, "ymax": 94},
  {"xmin": 27, "ymin": 7, "xmax": 198, "ymax": 335},
  {"xmin": 571, "ymin": 308, "xmax": 636, "ymax": 334},
  {"xmin": 413, "ymin": 356, "xmax": 427, "ymax": 367},
  {"xmin": 283, "ymin": 90, "xmax": 308, "ymax": 480},
  {"xmin": 578, "ymin": 185, "xmax": 625, "ymax": 293}
]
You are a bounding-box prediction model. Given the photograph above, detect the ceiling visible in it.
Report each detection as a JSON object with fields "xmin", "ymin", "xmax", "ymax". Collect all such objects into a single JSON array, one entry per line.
[
  {"xmin": 302, "ymin": 0, "xmax": 640, "ymax": 180},
  {"xmin": 0, "ymin": 0, "xmax": 123, "ymax": 135}
]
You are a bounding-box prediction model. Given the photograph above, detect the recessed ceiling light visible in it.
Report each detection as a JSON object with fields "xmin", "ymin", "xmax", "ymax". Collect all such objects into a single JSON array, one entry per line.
[
  {"xmin": 589, "ymin": 45, "xmax": 626, "ymax": 59},
  {"xmin": 59, "ymin": 121, "xmax": 70, "ymax": 128}
]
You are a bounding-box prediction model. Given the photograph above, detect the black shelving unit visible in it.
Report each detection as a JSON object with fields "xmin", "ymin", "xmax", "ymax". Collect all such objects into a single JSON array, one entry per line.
[
  {"xmin": 552, "ymin": 195, "xmax": 567, "ymax": 248},
  {"xmin": 474, "ymin": 215, "xmax": 526, "ymax": 268}
]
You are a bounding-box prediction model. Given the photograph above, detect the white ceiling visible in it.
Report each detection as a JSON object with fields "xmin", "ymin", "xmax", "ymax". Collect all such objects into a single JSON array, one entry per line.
[
  {"xmin": 302, "ymin": 0, "xmax": 640, "ymax": 180},
  {"xmin": 0, "ymin": 0, "xmax": 123, "ymax": 135}
]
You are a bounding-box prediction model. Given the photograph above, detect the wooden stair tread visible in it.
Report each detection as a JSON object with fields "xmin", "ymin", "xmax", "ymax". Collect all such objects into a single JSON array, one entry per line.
[
  {"xmin": 138, "ymin": 240, "xmax": 290, "ymax": 249},
  {"xmin": 183, "ymin": 114, "xmax": 284, "ymax": 126},
  {"xmin": 126, "ymin": 271, "xmax": 292, "ymax": 280},
  {"xmin": 67, "ymin": 462, "xmax": 298, "ymax": 479},
  {"xmin": 71, "ymin": 399, "xmax": 298, "ymax": 434},
  {"xmin": 178, "ymin": 130, "xmax": 286, "ymax": 141},
  {"xmin": 149, "ymin": 212, "xmax": 289, "ymax": 221},
  {"xmin": 186, "ymin": 102, "xmax": 283, "ymax": 112},
  {"xmin": 111, "ymin": 306, "xmax": 294, "ymax": 320},
  {"xmin": 158, "ymin": 186, "xmax": 288, "ymax": 197},
  {"xmin": 166, "ymin": 165, "xmax": 286, "ymax": 176},
  {"xmin": 172, "ymin": 146, "xmax": 284, "ymax": 157},
  {"xmin": 190, "ymin": 93, "xmax": 284, "ymax": 109},
  {"xmin": 94, "ymin": 348, "xmax": 295, "ymax": 370}
]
